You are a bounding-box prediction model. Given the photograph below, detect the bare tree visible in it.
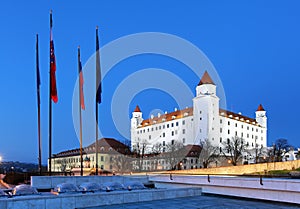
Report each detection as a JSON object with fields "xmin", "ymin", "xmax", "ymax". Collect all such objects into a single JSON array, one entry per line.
[
  {"xmin": 132, "ymin": 139, "xmax": 148, "ymax": 171},
  {"xmin": 56, "ymin": 159, "xmax": 67, "ymax": 172},
  {"xmin": 150, "ymin": 143, "xmax": 163, "ymax": 171},
  {"xmin": 222, "ymin": 136, "xmax": 248, "ymax": 166},
  {"xmin": 165, "ymin": 140, "xmax": 185, "ymax": 170},
  {"xmin": 269, "ymin": 138, "xmax": 292, "ymax": 162},
  {"xmin": 199, "ymin": 139, "xmax": 219, "ymax": 168},
  {"xmin": 112, "ymin": 154, "xmax": 133, "ymax": 173}
]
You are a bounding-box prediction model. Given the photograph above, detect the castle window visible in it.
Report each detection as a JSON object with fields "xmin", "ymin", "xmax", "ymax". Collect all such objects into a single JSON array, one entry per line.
[
  {"xmin": 228, "ymin": 121, "xmax": 230, "ymax": 125},
  {"xmin": 163, "ymin": 148, "xmax": 166, "ymax": 152},
  {"xmin": 159, "ymin": 126, "xmax": 161, "ymax": 130},
  {"xmin": 252, "ymin": 135, "xmax": 254, "ymax": 139},
  {"xmin": 149, "ymin": 135, "xmax": 151, "ymax": 140},
  {"xmin": 235, "ymin": 131, "xmax": 237, "ymax": 136},
  {"xmin": 182, "ymin": 120, "xmax": 185, "ymax": 125},
  {"xmin": 241, "ymin": 125, "xmax": 244, "ymax": 129},
  {"xmin": 101, "ymin": 156, "xmax": 104, "ymax": 161},
  {"xmin": 167, "ymin": 124, "xmax": 169, "ymax": 128},
  {"xmin": 163, "ymin": 125, "xmax": 165, "ymax": 129},
  {"xmin": 220, "ymin": 137, "xmax": 222, "ymax": 143},
  {"xmin": 156, "ymin": 127, "xmax": 158, "ymax": 130},
  {"xmin": 235, "ymin": 123, "xmax": 237, "ymax": 127},
  {"xmin": 220, "ymin": 147, "xmax": 222, "ymax": 152},
  {"xmin": 151, "ymin": 128, "xmax": 154, "ymax": 131},
  {"xmin": 261, "ymin": 130, "xmax": 263, "ymax": 134},
  {"xmin": 176, "ymin": 122, "xmax": 179, "ymax": 126},
  {"xmin": 172, "ymin": 131, "xmax": 174, "ymax": 136},
  {"xmin": 143, "ymin": 129, "xmax": 145, "ymax": 133},
  {"xmin": 183, "ymin": 129, "xmax": 186, "ymax": 134},
  {"xmin": 163, "ymin": 141, "xmax": 165, "ymax": 146},
  {"xmin": 137, "ymin": 131, "xmax": 139, "ymax": 134},
  {"xmin": 247, "ymin": 134, "xmax": 249, "ymax": 138},
  {"xmin": 171, "ymin": 123, "xmax": 174, "ymax": 127},
  {"xmin": 200, "ymin": 117, "xmax": 202, "ymax": 120},
  {"xmin": 228, "ymin": 130, "xmax": 230, "ymax": 135},
  {"xmin": 200, "ymin": 111, "xmax": 202, "ymax": 114},
  {"xmin": 220, "ymin": 119, "xmax": 223, "ymax": 124},
  {"xmin": 241, "ymin": 133, "xmax": 244, "ymax": 137},
  {"xmin": 183, "ymin": 138, "xmax": 186, "ymax": 143},
  {"xmin": 175, "ymin": 130, "xmax": 178, "ymax": 135},
  {"xmin": 252, "ymin": 128, "xmax": 254, "ymax": 131},
  {"xmin": 261, "ymin": 137, "xmax": 263, "ymax": 141},
  {"xmin": 247, "ymin": 126, "xmax": 249, "ymax": 130},
  {"xmin": 220, "ymin": 128, "xmax": 222, "ymax": 133},
  {"xmin": 163, "ymin": 132, "xmax": 165, "ymax": 137},
  {"xmin": 256, "ymin": 129, "xmax": 258, "ymax": 132},
  {"xmin": 171, "ymin": 140, "xmax": 175, "ymax": 145}
]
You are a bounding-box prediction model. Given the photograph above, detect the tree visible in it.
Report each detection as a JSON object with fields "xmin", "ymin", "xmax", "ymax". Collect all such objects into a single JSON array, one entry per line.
[
  {"xmin": 199, "ymin": 138, "xmax": 219, "ymax": 168},
  {"xmin": 270, "ymin": 138, "xmax": 292, "ymax": 162},
  {"xmin": 222, "ymin": 136, "xmax": 248, "ymax": 166},
  {"xmin": 112, "ymin": 154, "xmax": 133, "ymax": 173},
  {"xmin": 132, "ymin": 139, "xmax": 148, "ymax": 171},
  {"xmin": 165, "ymin": 140, "xmax": 185, "ymax": 170}
]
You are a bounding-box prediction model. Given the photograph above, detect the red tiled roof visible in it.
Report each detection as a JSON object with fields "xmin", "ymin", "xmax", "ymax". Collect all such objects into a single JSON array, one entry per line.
[
  {"xmin": 257, "ymin": 104, "xmax": 265, "ymax": 111},
  {"xmin": 138, "ymin": 107, "xmax": 260, "ymax": 128},
  {"xmin": 140, "ymin": 107, "xmax": 193, "ymax": 127},
  {"xmin": 52, "ymin": 138, "xmax": 130, "ymax": 158},
  {"xmin": 219, "ymin": 109, "xmax": 258, "ymax": 124},
  {"xmin": 198, "ymin": 71, "xmax": 215, "ymax": 86},
  {"xmin": 134, "ymin": 105, "xmax": 141, "ymax": 112}
]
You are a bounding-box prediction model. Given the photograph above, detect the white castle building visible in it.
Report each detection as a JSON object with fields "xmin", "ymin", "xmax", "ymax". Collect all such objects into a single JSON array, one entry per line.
[{"xmin": 130, "ymin": 71, "xmax": 267, "ymax": 155}]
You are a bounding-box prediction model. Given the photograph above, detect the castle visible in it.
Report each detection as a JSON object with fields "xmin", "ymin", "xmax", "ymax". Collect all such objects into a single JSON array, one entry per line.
[{"xmin": 130, "ymin": 71, "xmax": 267, "ymax": 156}]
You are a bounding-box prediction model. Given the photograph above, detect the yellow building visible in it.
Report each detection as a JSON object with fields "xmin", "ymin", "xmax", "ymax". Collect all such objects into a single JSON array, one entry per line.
[{"xmin": 50, "ymin": 138, "xmax": 131, "ymax": 175}]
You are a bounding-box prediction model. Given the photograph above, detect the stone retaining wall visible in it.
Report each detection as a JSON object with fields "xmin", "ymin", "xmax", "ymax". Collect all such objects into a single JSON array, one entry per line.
[{"xmin": 165, "ymin": 160, "xmax": 300, "ymax": 175}]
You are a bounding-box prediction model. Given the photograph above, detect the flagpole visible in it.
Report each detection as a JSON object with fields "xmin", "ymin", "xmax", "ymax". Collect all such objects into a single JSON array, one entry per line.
[
  {"xmin": 48, "ymin": 9, "xmax": 58, "ymax": 175},
  {"xmin": 48, "ymin": 10, "xmax": 53, "ymax": 176},
  {"xmin": 95, "ymin": 26, "xmax": 101, "ymax": 175},
  {"xmin": 78, "ymin": 46, "xmax": 84, "ymax": 176},
  {"xmin": 36, "ymin": 34, "xmax": 42, "ymax": 175}
]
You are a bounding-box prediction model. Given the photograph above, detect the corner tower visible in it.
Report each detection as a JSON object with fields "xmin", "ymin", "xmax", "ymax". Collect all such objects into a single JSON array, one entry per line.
[
  {"xmin": 193, "ymin": 71, "xmax": 220, "ymax": 146},
  {"xmin": 256, "ymin": 104, "xmax": 267, "ymax": 128},
  {"xmin": 131, "ymin": 105, "xmax": 143, "ymax": 129}
]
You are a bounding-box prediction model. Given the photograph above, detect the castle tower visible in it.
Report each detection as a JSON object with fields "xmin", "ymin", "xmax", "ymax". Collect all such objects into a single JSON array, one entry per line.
[
  {"xmin": 255, "ymin": 104, "xmax": 267, "ymax": 147},
  {"xmin": 131, "ymin": 105, "xmax": 143, "ymax": 150},
  {"xmin": 256, "ymin": 104, "xmax": 267, "ymax": 128},
  {"xmin": 131, "ymin": 105, "xmax": 143, "ymax": 129},
  {"xmin": 193, "ymin": 71, "xmax": 220, "ymax": 146}
]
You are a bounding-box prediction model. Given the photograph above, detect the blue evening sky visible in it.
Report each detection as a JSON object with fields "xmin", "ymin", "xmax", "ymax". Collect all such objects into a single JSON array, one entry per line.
[{"xmin": 0, "ymin": 0, "xmax": 299, "ymax": 163}]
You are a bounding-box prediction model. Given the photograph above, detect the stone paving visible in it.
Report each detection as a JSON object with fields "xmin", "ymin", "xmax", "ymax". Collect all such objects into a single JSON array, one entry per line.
[{"xmin": 87, "ymin": 195, "xmax": 300, "ymax": 209}]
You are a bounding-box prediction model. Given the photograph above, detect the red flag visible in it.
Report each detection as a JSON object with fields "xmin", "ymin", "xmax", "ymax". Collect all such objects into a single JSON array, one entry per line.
[
  {"xmin": 50, "ymin": 11, "xmax": 58, "ymax": 103},
  {"xmin": 78, "ymin": 47, "xmax": 85, "ymax": 110}
]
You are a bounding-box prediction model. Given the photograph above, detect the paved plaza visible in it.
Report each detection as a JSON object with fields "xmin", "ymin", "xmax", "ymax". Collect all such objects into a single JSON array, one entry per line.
[{"xmin": 87, "ymin": 195, "xmax": 300, "ymax": 209}]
